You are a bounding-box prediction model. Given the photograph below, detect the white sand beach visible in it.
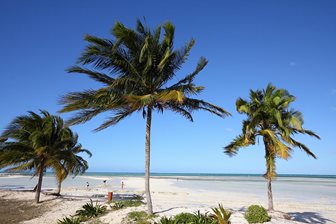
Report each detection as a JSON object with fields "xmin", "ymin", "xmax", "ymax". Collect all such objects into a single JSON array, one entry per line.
[{"xmin": 0, "ymin": 175, "xmax": 335, "ymax": 224}]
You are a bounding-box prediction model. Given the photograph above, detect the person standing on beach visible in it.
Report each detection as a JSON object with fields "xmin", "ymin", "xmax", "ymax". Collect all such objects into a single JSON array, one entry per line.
[{"xmin": 121, "ymin": 181, "xmax": 124, "ymax": 190}]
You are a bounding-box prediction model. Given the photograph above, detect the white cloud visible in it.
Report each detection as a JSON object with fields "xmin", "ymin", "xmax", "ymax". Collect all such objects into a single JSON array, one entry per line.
[{"xmin": 225, "ymin": 128, "xmax": 234, "ymax": 132}]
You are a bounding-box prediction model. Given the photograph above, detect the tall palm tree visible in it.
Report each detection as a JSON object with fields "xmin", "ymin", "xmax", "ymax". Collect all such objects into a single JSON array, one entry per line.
[
  {"xmin": 54, "ymin": 132, "xmax": 91, "ymax": 195},
  {"xmin": 59, "ymin": 20, "xmax": 230, "ymax": 214},
  {"xmin": 224, "ymin": 84, "xmax": 320, "ymax": 211},
  {"xmin": 0, "ymin": 110, "xmax": 90, "ymax": 203}
]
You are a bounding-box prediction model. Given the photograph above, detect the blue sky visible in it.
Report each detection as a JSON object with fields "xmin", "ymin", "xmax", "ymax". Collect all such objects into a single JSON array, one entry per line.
[{"xmin": 1, "ymin": 0, "xmax": 335, "ymax": 174}]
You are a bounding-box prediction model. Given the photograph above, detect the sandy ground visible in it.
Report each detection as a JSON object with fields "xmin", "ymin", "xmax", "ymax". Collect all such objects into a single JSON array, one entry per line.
[
  {"xmin": 0, "ymin": 177, "xmax": 335, "ymax": 224},
  {"xmin": 0, "ymin": 192, "xmax": 50, "ymax": 223}
]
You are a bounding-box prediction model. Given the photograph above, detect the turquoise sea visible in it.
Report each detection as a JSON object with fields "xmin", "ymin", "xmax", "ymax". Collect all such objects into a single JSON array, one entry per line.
[
  {"xmin": 80, "ymin": 172, "xmax": 336, "ymax": 179},
  {"xmin": 0, "ymin": 172, "xmax": 335, "ymax": 190}
]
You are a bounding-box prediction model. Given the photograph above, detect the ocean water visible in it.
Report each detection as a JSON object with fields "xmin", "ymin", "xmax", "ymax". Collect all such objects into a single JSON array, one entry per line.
[
  {"xmin": 78, "ymin": 172, "xmax": 336, "ymax": 179},
  {"xmin": 0, "ymin": 173, "xmax": 125, "ymax": 190}
]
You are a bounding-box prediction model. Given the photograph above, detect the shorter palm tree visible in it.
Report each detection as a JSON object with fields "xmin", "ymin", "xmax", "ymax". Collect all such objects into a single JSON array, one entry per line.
[
  {"xmin": 54, "ymin": 132, "xmax": 91, "ymax": 195},
  {"xmin": 0, "ymin": 110, "xmax": 91, "ymax": 203},
  {"xmin": 224, "ymin": 84, "xmax": 320, "ymax": 211}
]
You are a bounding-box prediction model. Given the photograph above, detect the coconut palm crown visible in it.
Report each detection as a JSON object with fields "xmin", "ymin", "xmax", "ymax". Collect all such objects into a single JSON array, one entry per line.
[
  {"xmin": 224, "ymin": 83, "xmax": 320, "ymax": 210},
  {"xmin": 59, "ymin": 20, "xmax": 230, "ymax": 213}
]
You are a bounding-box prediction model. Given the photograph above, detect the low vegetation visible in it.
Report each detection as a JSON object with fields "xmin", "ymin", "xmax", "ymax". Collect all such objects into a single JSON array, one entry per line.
[
  {"xmin": 155, "ymin": 211, "xmax": 216, "ymax": 224},
  {"xmin": 244, "ymin": 205, "xmax": 270, "ymax": 223},
  {"xmin": 155, "ymin": 205, "xmax": 231, "ymax": 224},
  {"xmin": 75, "ymin": 200, "xmax": 107, "ymax": 220},
  {"xmin": 57, "ymin": 217, "xmax": 81, "ymax": 224},
  {"xmin": 111, "ymin": 199, "xmax": 144, "ymax": 210},
  {"xmin": 155, "ymin": 217, "xmax": 177, "ymax": 224},
  {"xmin": 211, "ymin": 204, "xmax": 232, "ymax": 224},
  {"xmin": 173, "ymin": 212, "xmax": 198, "ymax": 222},
  {"xmin": 58, "ymin": 200, "xmax": 107, "ymax": 224},
  {"xmin": 126, "ymin": 211, "xmax": 157, "ymax": 224},
  {"xmin": 156, "ymin": 212, "xmax": 214, "ymax": 224}
]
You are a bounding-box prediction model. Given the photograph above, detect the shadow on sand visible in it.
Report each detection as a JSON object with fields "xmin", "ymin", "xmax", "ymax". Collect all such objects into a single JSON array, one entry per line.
[
  {"xmin": 238, "ymin": 206, "xmax": 247, "ymax": 212},
  {"xmin": 154, "ymin": 207, "xmax": 185, "ymax": 214},
  {"xmin": 41, "ymin": 195, "xmax": 85, "ymax": 203},
  {"xmin": 288, "ymin": 212, "xmax": 335, "ymax": 224}
]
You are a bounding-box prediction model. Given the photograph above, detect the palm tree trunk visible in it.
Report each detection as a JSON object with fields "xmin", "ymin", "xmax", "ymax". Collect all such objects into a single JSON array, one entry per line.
[
  {"xmin": 145, "ymin": 107, "xmax": 153, "ymax": 214},
  {"xmin": 35, "ymin": 162, "xmax": 44, "ymax": 203},
  {"xmin": 264, "ymin": 139, "xmax": 275, "ymax": 211},
  {"xmin": 56, "ymin": 181, "xmax": 62, "ymax": 195},
  {"xmin": 267, "ymin": 176, "xmax": 274, "ymax": 211}
]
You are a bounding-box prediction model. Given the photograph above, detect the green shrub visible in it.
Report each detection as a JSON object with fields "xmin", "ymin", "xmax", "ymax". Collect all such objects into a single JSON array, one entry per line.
[
  {"xmin": 112, "ymin": 200, "xmax": 144, "ymax": 210},
  {"xmin": 174, "ymin": 212, "xmax": 196, "ymax": 222},
  {"xmin": 75, "ymin": 199, "xmax": 107, "ymax": 220},
  {"xmin": 57, "ymin": 216, "xmax": 81, "ymax": 224},
  {"xmin": 123, "ymin": 200, "xmax": 144, "ymax": 207},
  {"xmin": 211, "ymin": 204, "xmax": 231, "ymax": 224},
  {"xmin": 155, "ymin": 217, "xmax": 178, "ymax": 224},
  {"xmin": 244, "ymin": 205, "xmax": 270, "ymax": 223},
  {"xmin": 156, "ymin": 211, "xmax": 215, "ymax": 224},
  {"xmin": 127, "ymin": 211, "xmax": 157, "ymax": 224},
  {"xmin": 111, "ymin": 201, "xmax": 125, "ymax": 210},
  {"xmin": 128, "ymin": 211, "xmax": 148, "ymax": 220},
  {"xmin": 192, "ymin": 211, "xmax": 215, "ymax": 224}
]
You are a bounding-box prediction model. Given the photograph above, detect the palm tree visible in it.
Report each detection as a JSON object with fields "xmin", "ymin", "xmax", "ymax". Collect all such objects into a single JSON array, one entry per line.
[
  {"xmin": 54, "ymin": 132, "xmax": 91, "ymax": 195},
  {"xmin": 59, "ymin": 20, "xmax": 230, "ymax": 214},
  {"xmin": 0, "ymin": 110, "xmax": 90, "ymax": 203},
  {"xmin": 224, "ymin": 84, "xmax": 319, "ymax": 211}
]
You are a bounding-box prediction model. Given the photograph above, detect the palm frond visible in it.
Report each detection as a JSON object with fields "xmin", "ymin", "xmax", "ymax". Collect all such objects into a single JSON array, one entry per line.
[
  {"xmin": 224, "ymin": 134, "xmax": 253, "ymax": 156},
  {"xmin": 94, "ymin": 109, "xmax": 136, "ymax": 132},
  {"xmin": 67, "ymin": 66, "xmax": 114, "ymax": 85},
  {"xmin": 183, "ymin": 98, "xmax": 231, "ymax": 118},
  {"xmin": 170, "ymin": 57, "xmax": 207, "ymax": 88}
]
